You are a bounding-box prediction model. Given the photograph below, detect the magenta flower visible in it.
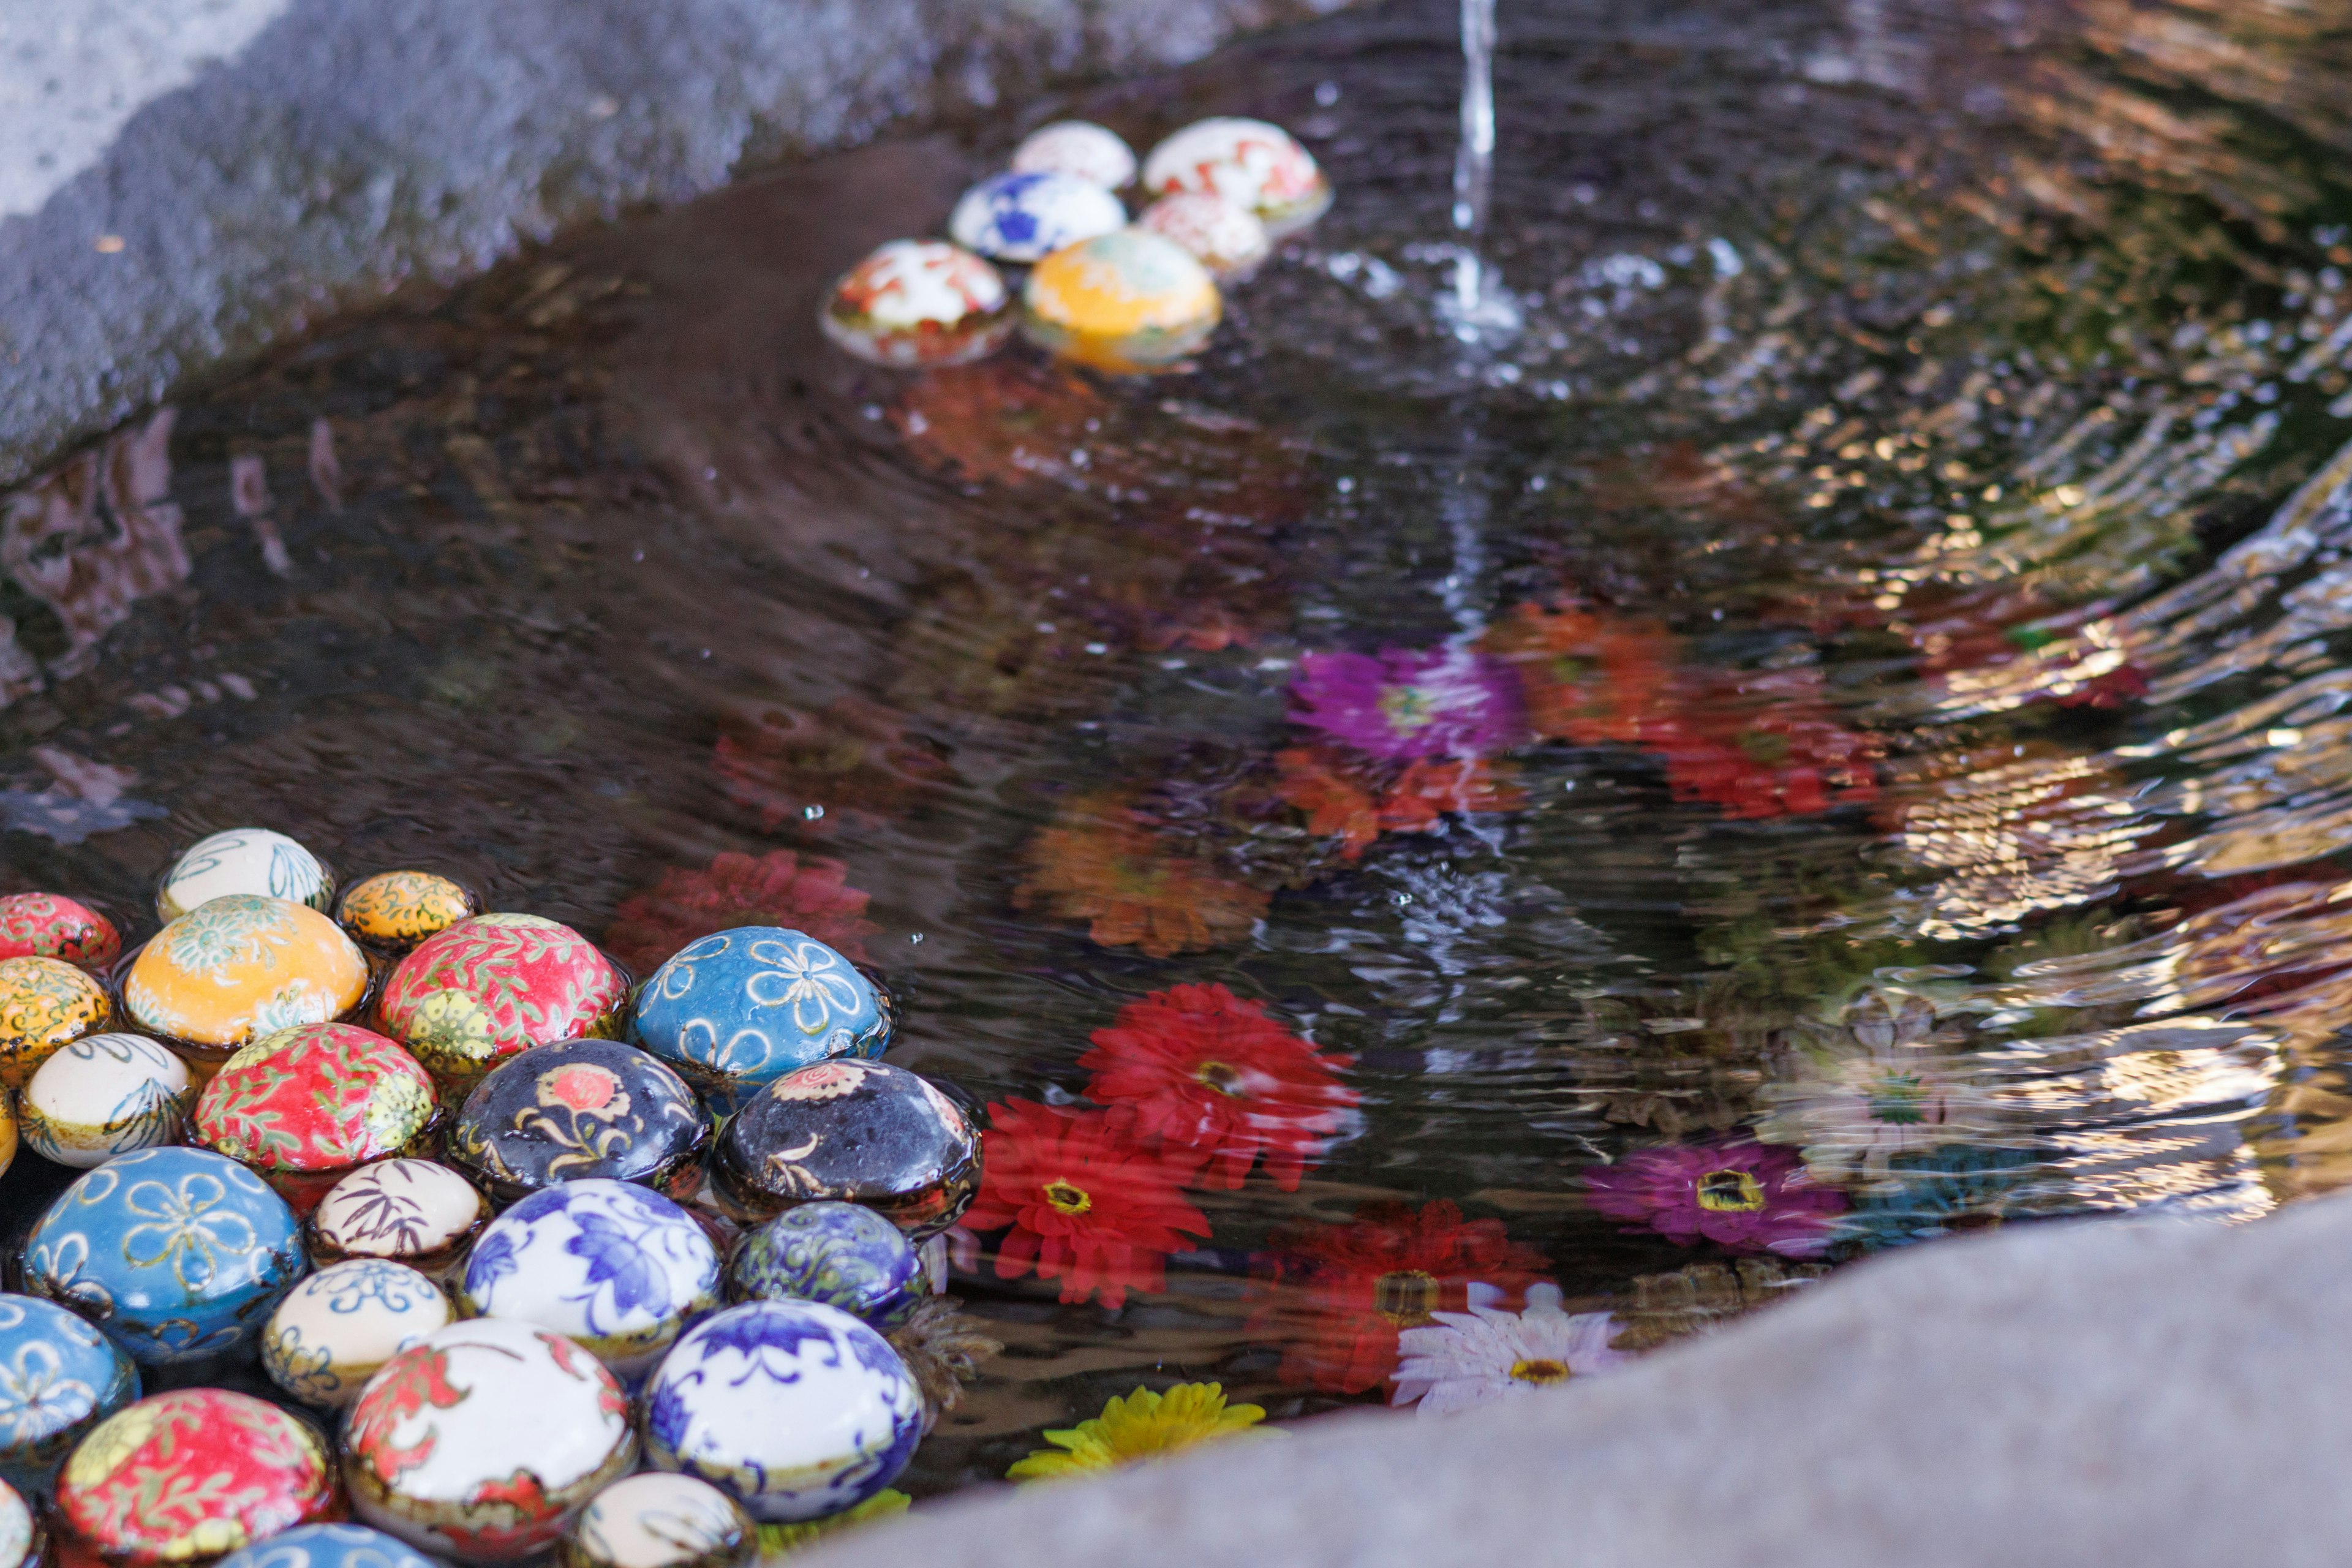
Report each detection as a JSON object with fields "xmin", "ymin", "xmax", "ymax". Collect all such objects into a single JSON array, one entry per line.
[
  {"xmin": 1585, "ymin": 1140, "xmax": 1846, "ymax": 1258},
  {"xmin": 1289, "ymin": 647, "xmax": 1525, "ymax": 761}
]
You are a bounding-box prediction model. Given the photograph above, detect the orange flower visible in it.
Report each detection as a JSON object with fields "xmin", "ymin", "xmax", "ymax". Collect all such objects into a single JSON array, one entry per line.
[
  {"xmin": 1275, "ymin": 748, "xmax": 1381, "ymax": 859},
  {"xmin": 605, "ymin": 849, "xmax": 879, "ymax": 974},
  {"xmin": 1479, "ymin": 600, "xmax": 1676, "ymax": 746},
  {"xmin": 1276, "ymin": 748, "xmax": 1527, "ymax": 861},
  {"xmin": 1016, "ymin": 794, "xmax": 1270, "ymax": 958},
  {"xmin": 1379, "ymin": 758, "xmax": 1527, "ymax": 829}
]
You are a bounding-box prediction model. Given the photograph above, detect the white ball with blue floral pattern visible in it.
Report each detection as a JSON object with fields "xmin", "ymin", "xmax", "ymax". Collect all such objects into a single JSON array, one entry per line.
[{"xmin": 948, "ymin": 171, "xmax": 1126, "ymax": 263}]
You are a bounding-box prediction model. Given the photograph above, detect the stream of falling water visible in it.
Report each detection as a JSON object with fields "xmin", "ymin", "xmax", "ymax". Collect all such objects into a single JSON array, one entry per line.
[{"xmin": 1441, "ymin": 0, "xmax": 1519, "ymax": 342}]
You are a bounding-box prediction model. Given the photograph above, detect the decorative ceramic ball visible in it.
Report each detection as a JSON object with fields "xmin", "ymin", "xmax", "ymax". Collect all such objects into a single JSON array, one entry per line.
[
  {"xmin": 309, "ymin": 1159, "xmax": 489, "ymax": 1280},
  {"xmin": 634, "ymin": 928, "xmax": 891, "ymax": 1120},
  {"xmin": 337, "ymin": 872, "xmax": 478, "ymax": 952},
  {"xmin": 193, "ymin": 1023, "xmax": 438, "ymax": 1212},
  {"xmin": 727, "ymin": 1200, "xmax": 925, "ymax": 1327},
  {"xmin": 1140, "ymin": 116, "xmax": 1332, "ymax": 234},
  {"xmin": 948, "ymin": 171, "xmax": 1126, "ymax": 263},
  {"xmin": 262, "ymin": 1259, "xmax": 451, "ymax": 1410},
  {"xmin": 121, "ymin": 896, "xmax": 369, "ymax": 1066},
  {"xmin": 56, "ymin": 1389, "xmax": 336, "ymax": 1564},
  {"xmin": 156, "ymin": 827, "xmax": 335, "ymax": 923},
  {"xmin": 1011, "ymin": 121, "xmax": 1138, "ymax": 189},
  {"xmin": 643, "ymin": 1300, "xmax": 922, "ymax": 1523},
  {"xmin": 0, "ymin": 894, "xmax": 119, "ymax": 968},
  {"xmin": 379, "ymin": 915, "xmax": 630, "ymax": 1090},
  {"xmin": 22, "ymin": 1146, "xmax": 306, "ymax": 1366},
  {"xmin": 460, "ymin": 1180, "xmax": 720, "ymax": 1379},
  {"xmin": 1022, "ymin": 228, "xmax": 1222, "ymax": 373},
  {"xmin": 0, "ymin": 1478, "xmax": 38, "ymax": 1568},
  {"xmin": 0, "ymin": 1095, "xmax": 14, "ymax": 1185},
  {"xmin": 21, "ymin": 1035, "xmax": 193, "ymax": 1169},
  {"xmin": 447, "ymin": 1038, "xmax": 707, "ymax": 1202},
  {"xmin": 214, "ymin": 1525, "xmax": 440, "ymax": 1568},
  {"xmin": 709, "ymin": 1060, "xmax": 979, "ymax": 1237},
  {"xmin": 562, "ymin": 1473, "xmax": 752, "ymax": 1568},
  {"xmin": 0, "ymin": 1294, "xmax": 140, "ymax": 1500},
  {"xmin": 1137, "ymin": 192, "xmax": 1272, "ymax": 279},
  {"xmin": 345, "ymin": 1318, "xmax": 636, "ymax": 1562},
  {"xmin": 820, "ymin": 241, "xmax": 1013, "ymax": 369},
  {"xmin": 0, "ymin": 956, "xmax": 110, "ymax": 1089}
]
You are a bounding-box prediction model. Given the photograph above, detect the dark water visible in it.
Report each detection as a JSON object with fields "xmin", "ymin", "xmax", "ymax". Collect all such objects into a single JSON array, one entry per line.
[{"xmin": 9, "ymin": 0, "xmax": 2352, "ymax": 1502}]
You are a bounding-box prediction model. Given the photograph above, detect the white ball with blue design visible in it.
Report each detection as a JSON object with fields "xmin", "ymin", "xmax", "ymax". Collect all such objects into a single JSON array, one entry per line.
[
  {"xmin": 948, "ymin": 172, "xmax": 1125, "ymax": 263},
  {"xmin": 643, "ymin": 1300, "xmax": 923, "ymax": 1521}
]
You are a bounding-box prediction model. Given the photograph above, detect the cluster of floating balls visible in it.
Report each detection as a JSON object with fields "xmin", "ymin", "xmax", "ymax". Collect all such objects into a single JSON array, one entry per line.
[
  {"xmin": 822, "ymin": 116, "xmax": 1330, "ymax": 373},
  {"xmin": 0, "ymin": 827, "xmax": 982, "ymax": 1568}
]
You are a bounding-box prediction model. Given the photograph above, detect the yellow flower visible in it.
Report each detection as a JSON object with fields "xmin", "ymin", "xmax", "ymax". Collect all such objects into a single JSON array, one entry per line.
[
  {"xmin": 1006, "ymin": 1383, "xmax": 1274, "ymax": 1482},
  {"xmin": 755, "ymin": 1491, "xmax": 909, "ymax": 1558}
]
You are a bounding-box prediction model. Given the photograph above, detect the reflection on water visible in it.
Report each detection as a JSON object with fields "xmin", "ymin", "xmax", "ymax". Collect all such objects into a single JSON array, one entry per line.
[{"xmin": 13, "ymin": 0, "xmax": 2352, "ymax": 1500}]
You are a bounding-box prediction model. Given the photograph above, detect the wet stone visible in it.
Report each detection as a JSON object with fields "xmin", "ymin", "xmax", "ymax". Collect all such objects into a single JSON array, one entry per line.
[
  {"xmin": 55, "ymin": 1390, "xmax": 336, "ymax": 1565},
  {"xmin": 193, "ymin": 1023, "xmax": 440, "ymax": 1213},
  {"xmin": 20, "ymin": 1034, "xmax": 193, "ymax": 1169},
  {"xmin": 727, "ymin": 1200, "xmax": 927, "ymax": 1327},
  {"xmin": 378, "ymin": 914, "xmax": 631, "ymax": 1091},
  {"xmin": 308, "ymin": 1158, "xmax": 488, "ymax": 1281},
  {"xmin": 446, "ymin": 1037, "xmax": 706, "ymax": 1204},
  {"xmin": 641, "ymin": 1300, "xmax": 924, "ymax": 1523},
  {"xmin": 336, "ymin": 871, "xmax": 479, "ymax": 953},
  {"xmin": 0, "ymin": 895, "xmax": 119, "ymax": 968},
  {"xmin": 0, "ymin": 1295, "xmax": 139, "ymax": 1501},
  {"xmin": 948, "ymin": 170, "xmax": 1126, "ymax": 263},
  {"xmin": 633, "ymin": 928, "xmax": 891, "ymax": 1121},
  {"xmin": 459, "ymin": 1179, "xmax": 720, "ymax": 1379},
  {"xmin": 0, "ymin": 957, "xmax": 110, "ymax": 1090},
  {"xmin": 709, "ymin": 1060, "xmax": 980, "ymax": 1238},
  {"xmin": 119, "ymin": 897, "xmax": 369, "ymax": 1072},
  {"xmin": 562, "ymin": 1473, "xmax": 753, "ymax": 1568},
  {"xmin": 262, "ymin": 1259, "xmax": 451, "ymax": 1411},
  {"xmin": 155, "ymin": 827, "xmax": 335, "ymax": 924},
  {"xmin": 345, "ymin": 1319, "xmax": 635, "ymax": 1562}
]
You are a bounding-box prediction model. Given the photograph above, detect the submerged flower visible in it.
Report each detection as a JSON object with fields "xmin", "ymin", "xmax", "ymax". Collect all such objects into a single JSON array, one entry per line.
[
  {"xmin": 1275, "ymin": 747, "xmax": 1526, "ymax": 862},
  {"xmin": 1391, "ymin": 1283, "xmax": 1631, "ymax": 1416},
  {"xmin": 1586, "ymin": 1139, "xmax": 1846, "ymax": 1258},
  {"xmin": 712, "ymin": 696, "xmax": 956, "ymax": 833},
  {"xmin": 960, "ymin": 1099, "xmax": 1210, "ymax": 1309},
  {"xmin": 756, "ymin": 1491, "xmax": 909, "ymax": 1556},
  {"xmin": 887, "ymin": 1295, "xmax": 1003, "ymax": 1428},
  {"xmin": 1478, "ymin": 600, "xmax": 1676, "ymax": 747},
  {"xmin": 1006, "ymin": 1382, "xmax": 1272, "ymax": 1482},
  {"xmin": 603, "ymin": 849, "xmax": 878, "ymax": 974},
  {"xmin": 1754, "ymin": 989, "xmax": 2010, "ymax": 1186},
  {"xmin": 1651, "ymin": 673, "xmax": 1880, "ymax": 820},
  {"xmin": 1015, "ymin": 793, "xmax": 1270, "ymax": 958},
  {"xmin": 1079, "ymin": 983, "xmax": 1358, "ymax": 1191},
  {"xmin": 1253, "ymin": 1200, "xmax": 1550, "ymax": 1395},
  {"xmin": 1834, "ymin": 1143, "xmax": 2043, "ymax": 1255},
  {"xmin": 1290, "ymin": 647, "xmax": 1525, "ymax": 761}
]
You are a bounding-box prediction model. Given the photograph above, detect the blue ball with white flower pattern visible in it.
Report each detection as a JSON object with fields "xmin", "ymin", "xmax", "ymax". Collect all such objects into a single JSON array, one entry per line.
[
  {"xmin": 0, "ymin": 1293, "xmax": 138, "ymax": 1499},
  {"xmin": 728, "ymin": 1201, "xmax": 926, "ymax": 1327},
  {"xmin": 643, "ymin": 1299, "xmax": 923, "ymax": 1522},
  {"xmin": 633, "ymin": 927, "xmax": 893, "ymax": 1120},
  {"xmin": 948, "ymin": 170, "xmax": 1126, "ymax": 263},
  {"xmin": 214, "ymin": 1523, "xmax": 440, "ymax": 1568},
  {"xmin": 21, "ymin": 1146, "xmax": 305, "ymax": 1367},
  {"xmin": 460, "ymin": 1178, "xmax": 720, "ymax": 1380}
]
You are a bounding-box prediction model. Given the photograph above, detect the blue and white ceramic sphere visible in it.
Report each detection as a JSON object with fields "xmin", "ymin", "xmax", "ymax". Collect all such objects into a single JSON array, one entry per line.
[
  {"xmin": 461, "ymin": 1179, "xmax": 720, "ymax": 1379},
  {"xmin": 214, "ymin": 1524, "xmax": 440, "ymax": 1568},
  {"xmin": 0, "ymin": 1293, "xmax": 138, "ymax": 1498},
  {"xmin": 21, "ymin": 1147, "xmax": 305, "ymax": 1366},
  {"xmin": 947, "ymin": 171, "xmax": 1125, "ymax": 263},
  {"xmin": 262, "ymin": 1259, "xmax": 452, "ymax": 1409},
  {"xmin": 642, "ymin": 1300, "xmax": 923, "ymax": 1522},
  {"xmin": 634, "ymin": 928, "xmax": 892, "ymax": 1118},
  {"xmin": 728, "ymin": 1202, "xmax": 925, "ymax": 1327}
]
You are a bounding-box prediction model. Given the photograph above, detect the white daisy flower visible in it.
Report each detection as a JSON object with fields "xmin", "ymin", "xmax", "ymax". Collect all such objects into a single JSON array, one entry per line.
[{"xmin": 1390, "ymin": 1283, "xmax": 1630, "ymax": 1416}]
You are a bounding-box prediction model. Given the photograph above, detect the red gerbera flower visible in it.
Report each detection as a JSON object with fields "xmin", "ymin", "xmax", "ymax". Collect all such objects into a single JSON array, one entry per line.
[
  {"xmin": 1253, "ymin": 1200, "xmax": 1550, "ymax": 1394},
  {"xmin": 1079, "ymin": 983, "xmax": 1359, "ymax": 1192},
  {"xmin": 603, "ymin": 849, "xmax": 879, "ymax": 974},
  {"xmin": 961, "ymin": 1099, "xmax": 1211, "ymax": 1310},
  {"xmin": 1651, "ymin": 672, "xmax": 1880, "ymax": 820}
]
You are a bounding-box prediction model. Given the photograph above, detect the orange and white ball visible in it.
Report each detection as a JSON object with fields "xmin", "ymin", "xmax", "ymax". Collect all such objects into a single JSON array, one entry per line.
[
  {"xmin": 1010, "ymin": 121, "xmax": 1137, "ymax": 190},
  {"xmin": 821, "ymin": 240, "xmax": 1014, "ymax": 368},
  {"xmin": 1021, "ymin": 228, "xmax": 1221, "ymax": 373},
  {"xmin": 1137, "ymin": 193, "xmax": 1271, "ymax": 279},
  {"xmin": 1141, "ymin": 117, "xmax": 1330, "ymax": 236}
]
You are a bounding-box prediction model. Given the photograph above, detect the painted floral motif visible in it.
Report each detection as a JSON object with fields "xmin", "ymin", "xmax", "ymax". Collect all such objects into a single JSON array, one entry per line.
[
  {"xmin": 960, "ymin": 1099, "xmax": 1208, "ymax": 1309},
  {"xmin": 1014, "ymin": 791, "xmax": 1270, "ymax": 959},
  {"xmin": 337, "ymin": 872, "xmax": 477, "ymax": 949},
  {"xmin": 0, "ymin": 957, "xmax": 110, "ymax": 1087},
  {"xmin": 636, "ymin": 929, "xmax": 888, "ymax": 1102},
  {"xmin": 712, "ymin": 1063, "xmax": 981, "ymax": 1237},
  {"xmin": 157, "ymin": 828, "xmax": 333, "ymax": 922},
  {"xmin": 1142, "ymin": 118, "xmax": 1329, "ymax": 227},
  {"xmin": 460, "ymin": 1182, "xmax": 719, "ymax": 1378},
  {"xmin": 822, "ymin": 240, "xmax": 1012, "ymax": 369},
  {"xmin": 606, "ymin": 850, "xmax": 878, "ymax": 978},
  {"xmin": 195, "ymin": 1023, "xmax": 438, "ymax": 1174},
  {"xmin": 1586, "ymin": 1139, "xmax": 1849, "ymax": 1257},
  {"xmin": 641, "ymin": 1301, "xmax": 922, "ymax": 1523},
  {"xmin": 1754, "ymin": 989, "xmax": 2011, "ymax": 1186},
  {"xmin": 450, "ymin": 1039, "xmax": 705, "ymax": 1198},
  {"xmin": 56, "ymin": 1390, "xmax": 333, "ymax": 1563},
  {"xmin": 123, "ymin": 895, "xmax": 368, "ymax": 1050},
  {"xmin": 1390, "ymin": 1282, "xmax": 1632, "ymax": 1415},
  {"xmin": 312, "ymin": 1159, "xmax": 487, "ymax": 1269},
  {"xmin": 1289, "ymin": 647, "xmax": 1526, "ymax": 762},
  {"xmin": 379, "ymin": 914, "xmax": 628, "ymax": 1083},
  {"xmin": 566, "ymin": 1472, "xmax": 750, "ymax": 1568},
  {"xmin": 212, "ymin": 1523, "xmax": 440, "ymax": 1568},
  {"xmin": 1079, "ymin": 984, "xmax": 1357, "ymax": 1191},
  {"xmin": 0, "ymin": 1295, "xmax": 138, "ymax": 1497},
  {"xmin": 21, "ymin": 1033, "xmax": 192, "ymax": 1167},
  {"xmin": 1251, "ymin": 1200, "xmax": 1550, "ymax": 1395},
  {"xmin": 1005, "ymin": 1383, "xmax": 1271, "ymax": 1480},
  {"xmin": 0, "ymin": 893, "xmax": 119, "ymax": 967},
  {"xmin": 263, "ymin": 1259, "xmax": 451, "ymax": 1409},
  {"xmin": 728, "ymin": 1202, "xmax": 925, "ymax": 1328}
]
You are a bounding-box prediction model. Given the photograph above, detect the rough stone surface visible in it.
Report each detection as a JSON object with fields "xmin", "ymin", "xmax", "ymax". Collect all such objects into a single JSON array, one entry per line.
[
  {"xmin": 0, "ymin": 0, "xmax": 1348, "ymax": 484},
  {"xmin": 811, "ymin": 1200, "xmax": 2346, "ymax": 1567}
]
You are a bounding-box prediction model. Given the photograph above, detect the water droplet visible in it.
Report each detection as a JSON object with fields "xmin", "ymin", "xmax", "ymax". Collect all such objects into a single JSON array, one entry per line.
[{"xmin": 803, "ymin": 804, "xmax": 824, "ymax": 820}]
